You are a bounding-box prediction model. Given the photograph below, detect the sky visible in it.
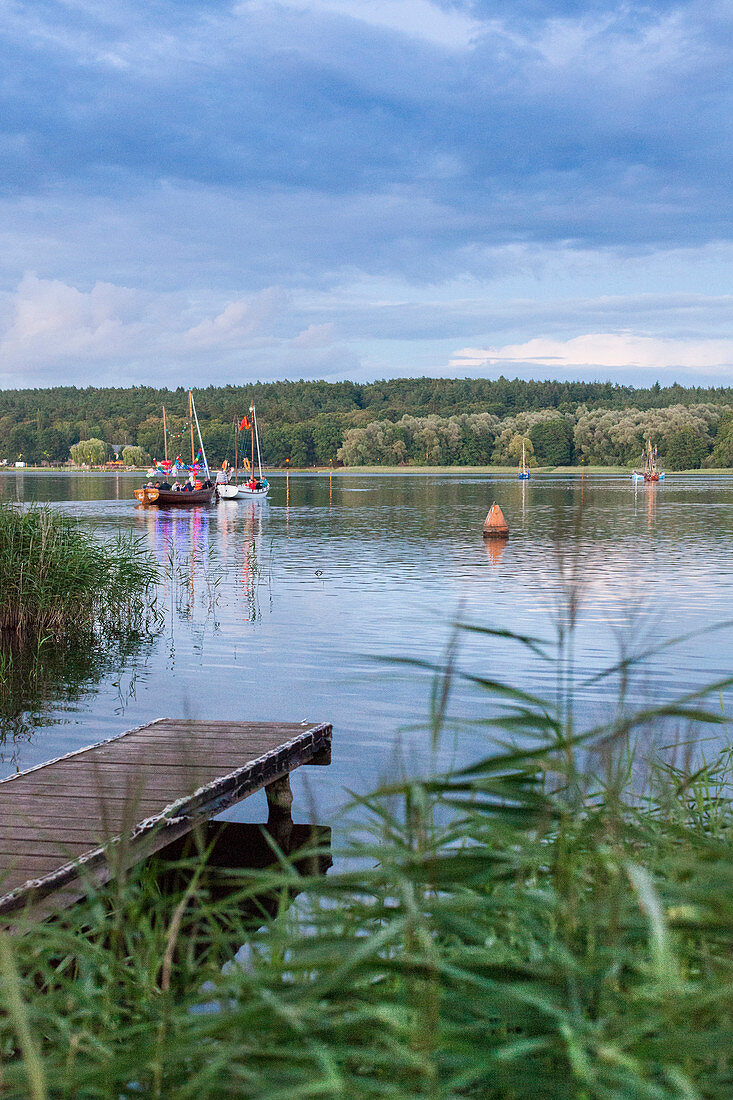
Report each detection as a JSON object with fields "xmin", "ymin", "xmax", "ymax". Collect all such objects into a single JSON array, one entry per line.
[{"xmin": 0, "ymin": 0, "xmax": 732, "ymax": 389}]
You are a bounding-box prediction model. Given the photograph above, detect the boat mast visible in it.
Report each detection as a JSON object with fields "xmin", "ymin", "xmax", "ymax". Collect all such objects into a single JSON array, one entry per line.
[
  {"xmin": 162, "ymin": 405, "xmax": 168, "ymax": 463},
  {"xmin": 251, "ymin": 404, "xmax": 255, "ymax": 479},
  {"xmin": 234, "ymin": 418, "xmax": 238, "ymax": 481},
  {"xmin": 253, "ymin": 404, "xmax": 263, "ymax": 479},
  {"xmin": 521, "ymin": 440, "xmax": 525, "ymax": 473},
  {"xmin": 189, "ymin": 390, "xmax": 211, "ymax": 480},
  {"xmin": 188, "ymin": 391, "xmax": 195, "ymax": 467}
]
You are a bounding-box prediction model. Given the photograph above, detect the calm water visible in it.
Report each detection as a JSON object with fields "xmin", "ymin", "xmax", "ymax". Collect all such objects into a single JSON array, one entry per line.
[{"xmin": 2, "ymin": 471, "xmax": 732, "ymax": 824}]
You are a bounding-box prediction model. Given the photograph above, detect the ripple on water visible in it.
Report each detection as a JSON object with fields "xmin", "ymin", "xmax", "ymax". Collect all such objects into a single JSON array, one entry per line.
[{"xmin": 0, "ymin": 472, "xmax": 731, "ymax": 820}]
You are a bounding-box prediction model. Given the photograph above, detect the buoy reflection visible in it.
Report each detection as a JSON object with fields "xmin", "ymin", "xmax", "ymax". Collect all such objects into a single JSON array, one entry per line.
[{"xmin": 484, "ymin": 538, "xmax": 506, "ymax": 566}]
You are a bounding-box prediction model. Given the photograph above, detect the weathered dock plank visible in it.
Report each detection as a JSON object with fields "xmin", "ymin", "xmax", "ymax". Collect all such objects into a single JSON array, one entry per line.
[{"xmin": 0, "ymin": 718, "xmax": 332, "ymax": 918}]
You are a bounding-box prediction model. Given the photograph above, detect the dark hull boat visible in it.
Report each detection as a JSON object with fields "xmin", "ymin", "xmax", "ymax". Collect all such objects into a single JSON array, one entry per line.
[
  {"xmin": 152, "ymin": 487, "xmax": 215, "ymax": 506},
  {"xmin": 133, "ymin": 390, "xmax": 215, "ymax": 508}
]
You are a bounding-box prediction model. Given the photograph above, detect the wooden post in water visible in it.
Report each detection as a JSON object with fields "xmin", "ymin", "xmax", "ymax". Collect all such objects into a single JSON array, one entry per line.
[{"xmin": 265, "ymin": 775, "xmax": 294, "ymax": 847}]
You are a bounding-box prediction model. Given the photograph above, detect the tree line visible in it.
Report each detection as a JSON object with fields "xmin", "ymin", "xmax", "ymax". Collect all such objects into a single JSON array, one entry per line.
[
  {"xmin": 1, "ymin": 378, "xmax": 733, "ymax": 467},
  {"xmin": 338, "ymin": 404, "xmax": 733, "ymax": 469}
]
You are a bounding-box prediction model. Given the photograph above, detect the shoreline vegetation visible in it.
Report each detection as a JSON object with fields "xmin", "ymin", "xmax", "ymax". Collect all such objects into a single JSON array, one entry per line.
[
  {"xmin": 0, "ymin": 503, "xmax": 158, "ymax": 636},
  {"xmin": 3, "ymin": 376, "xmax": 733, "ymax": 470},
  {"xmin": 4, "ymin": 463, "xmax": 733, "ymax": 476},
  {"xmin": 1, "ymin": 614, "xmax": 732, "ymax": 1096},
  {"xmin": 0, "ymin": 503, "xmax": 159, "ymax": 723}
]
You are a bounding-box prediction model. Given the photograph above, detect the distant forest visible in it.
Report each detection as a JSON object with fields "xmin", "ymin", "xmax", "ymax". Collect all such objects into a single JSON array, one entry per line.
[{"xmin": 2, "ymin": 377, "xmax": 733, "ymax": 468}]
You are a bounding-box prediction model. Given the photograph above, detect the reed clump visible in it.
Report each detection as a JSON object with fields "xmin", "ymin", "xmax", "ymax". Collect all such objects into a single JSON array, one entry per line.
[
  {"xmin": 0, "ymin": 502, "xmax": 158, "ymax": 636},
  {"xmin": 0, "ymin": 622, "xmax": 732, "ymax": 1098}
]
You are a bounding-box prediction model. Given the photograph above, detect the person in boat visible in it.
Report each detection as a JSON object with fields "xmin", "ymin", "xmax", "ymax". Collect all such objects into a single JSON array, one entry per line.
[
  {"xmin": 172, "ymin": 480, "xmax": 181, "ymax": 491},
  {"xmin": 159, "ymin": 479, "xmax": 171, "ymax": 491},
  {"xmin": 215, "ymin": 468, "xmax": 229, "ymax": 486},
  {"xmin": 202, "ymin": 478, "xmax": 214, "ymax": 488}
]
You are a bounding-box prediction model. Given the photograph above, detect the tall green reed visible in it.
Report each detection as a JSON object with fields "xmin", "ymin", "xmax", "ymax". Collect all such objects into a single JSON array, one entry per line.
[
  {"xmin": 0, "ymin": 600, "xmax": 732, "ymax": 1097},
  {"xmin": 0, "ymin": 502, "xmax": 158, "ymax": 636}
]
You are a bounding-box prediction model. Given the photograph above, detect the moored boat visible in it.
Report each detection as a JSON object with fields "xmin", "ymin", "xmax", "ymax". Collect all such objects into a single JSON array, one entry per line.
[
  {"xmin": 151, "ymin": 486, "xmax": 215, "ymax": 506},
  {"xmin": 641, "ymin": 438, "xmax": 664, "ymax": 482},
  {"xmin": 217, "ymin": 404, "xmax": 269, "ymax": 500},
  {"xmin": 133, "ymin": 390, "xmax": 214, "ymax": 507},
  {"xmin": 517, "ymin": 440, "xmax": 530, "ymax": 480}
]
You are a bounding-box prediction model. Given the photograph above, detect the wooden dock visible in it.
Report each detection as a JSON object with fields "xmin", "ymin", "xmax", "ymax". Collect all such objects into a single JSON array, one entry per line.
[{"xmin": 0, "ymin": 718, "xmax": 332, "ymax": 919}]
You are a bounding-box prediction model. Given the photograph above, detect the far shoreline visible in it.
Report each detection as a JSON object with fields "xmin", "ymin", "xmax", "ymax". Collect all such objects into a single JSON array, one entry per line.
[{"xmin": 3, "ymin": 464, "xmax": 733, "ymax": 477}]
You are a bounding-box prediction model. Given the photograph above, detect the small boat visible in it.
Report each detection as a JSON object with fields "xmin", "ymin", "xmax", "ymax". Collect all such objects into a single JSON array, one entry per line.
[
  {"xmin": 517, "ymin": 440, "xmax": 530, "ymax": 480},
  {"xmin": 639, "ymin": 438, "xmax": 664, "ymax": 482},
  {"xmin": 151, "ymin": 486, "xmax": 215, "ymax": 506},
  {"xmin": 217, "ymin": 417, "xmax": 246, "ymax": 500},
  {"xmin": 134, "ymin": 391, "xmax": 215, "ymax": 507},
  {"xmin": 218, "ymin": 404, "xmax": 269, "ymax": 499}
]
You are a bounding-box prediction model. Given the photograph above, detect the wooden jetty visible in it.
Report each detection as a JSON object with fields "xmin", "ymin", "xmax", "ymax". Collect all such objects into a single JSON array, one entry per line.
[{"xmin": 0, "ymin": 718, "xmax": 332, "ymax": 920}]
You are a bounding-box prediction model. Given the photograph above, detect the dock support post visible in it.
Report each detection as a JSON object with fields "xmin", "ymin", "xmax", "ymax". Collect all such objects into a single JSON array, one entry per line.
[
  {"xmin": 265, "ymin": 775, "xmax": 293, "ymax": 814},
  {"xmin": 265, "ymin": 775, "xmax": 294, "ymax": 848}
]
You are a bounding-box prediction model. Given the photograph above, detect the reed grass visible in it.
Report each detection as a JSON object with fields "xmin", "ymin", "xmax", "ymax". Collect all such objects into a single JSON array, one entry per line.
[
  {"xmin": 0, "ymin": 503, "xmax": 158, "ymax": 636},
  {"xmin": 0, "ymin": 618, "xmax": 732, "ymax": 1097}
]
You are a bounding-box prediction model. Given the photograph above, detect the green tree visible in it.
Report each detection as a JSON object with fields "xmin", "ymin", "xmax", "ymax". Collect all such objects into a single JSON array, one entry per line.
[
  {"xmin": 712, "ymin": 415, "xmax": 733, "ymax": 467},
  {"xmin": 122, "ymin": 445, "xmax": 149, "ymax": 467},
  {"xmin": 312, "ymin": 420, "xmax": 343, "ymax": 465},
  {"xmin": 8, "ymin": 424, "xmax": 37, "ymax": 463},
  {"xmin": 664, "ymin": 426, "xmax": 707, "ymax": 470},
  {"xmin": 136, "ymin": 417, "xmax": 165, "ymax": 458},
  {"xmin": 529, "ymin": 418, "xmax": 574, "ymax": 465},
  {"xmin": 290, "ymin": 425, "xmax": 314, "ymax": 467},
  {"xmin": 38, "ymin": 427, "xmax": 68, "ymax": 464},
  {"xmin": 507, "ymin": 434, "xmax": 534, "ymax": 465},
  {"xmin": 262, "ymin": 426, "xmax": 293, "ymax": 466},
  {"xmin": 70, "ymin": 438, "xmax": 108, "ymax": 466},
  {"xmin": 200, "ymin": 421, "xmax": 232, "ymax": 467}
]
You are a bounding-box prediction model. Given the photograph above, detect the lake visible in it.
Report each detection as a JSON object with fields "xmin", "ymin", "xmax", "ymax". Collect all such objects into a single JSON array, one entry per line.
[{"xmin": 1, "ymin": 470, "xmax": 732, "ymax": 826}]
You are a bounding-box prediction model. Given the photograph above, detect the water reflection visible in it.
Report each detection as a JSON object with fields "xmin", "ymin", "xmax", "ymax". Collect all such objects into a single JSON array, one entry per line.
[
  {"xmin": 152, "ymin": 818, "xmax": 332, "ymax": 962},
  {"xmin": 0, "ymin": 628, "xmax": 155, "ymax": 768},
  {"xmin": 483, "ymin": 538, "xmax": 506, "ymax": 567},
  {"xmin": 1, "ymin": 471, "xmax": 732, "ymax": 820}
]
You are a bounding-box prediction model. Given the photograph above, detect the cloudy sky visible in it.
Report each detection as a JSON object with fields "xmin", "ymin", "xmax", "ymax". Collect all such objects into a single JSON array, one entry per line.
[{"xmin": 1, "ymin": 0, "xmax": 732, "ymax": 388}]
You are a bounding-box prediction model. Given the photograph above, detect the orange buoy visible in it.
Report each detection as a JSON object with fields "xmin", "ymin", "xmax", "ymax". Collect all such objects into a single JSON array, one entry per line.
[{"xmin": 482, "ymin": 502, "xmax": 509, "ymax": 539}]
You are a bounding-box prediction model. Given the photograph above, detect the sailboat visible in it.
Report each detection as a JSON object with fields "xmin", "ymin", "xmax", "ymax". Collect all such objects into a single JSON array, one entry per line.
[
  {"xmin": 218, "ymin": 405, "xmax": 269, "ymax": 499},
  {"xmin": 517, "ymin": 440, "xmax": 530, "ymax": 480},
  {"xmin": 632, "ymin": 438, "xmax": 665, "ymax": 483},
  {"xmin": 217, "ymin": 418, "xmax": 246, "ymax": 500},
  {"xmin": 134, "ymin": 391, "xmax": 215, "ymax": 505}
]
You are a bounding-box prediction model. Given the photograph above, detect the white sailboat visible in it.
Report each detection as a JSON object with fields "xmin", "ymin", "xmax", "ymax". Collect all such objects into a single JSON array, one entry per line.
[
  {"xmin": 517, "ymin": 440, "xmax": 530, "ymax": 480},
  {"xmin": 217, "ymin": 404, "xmax": 270, "ymax": 499}
]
